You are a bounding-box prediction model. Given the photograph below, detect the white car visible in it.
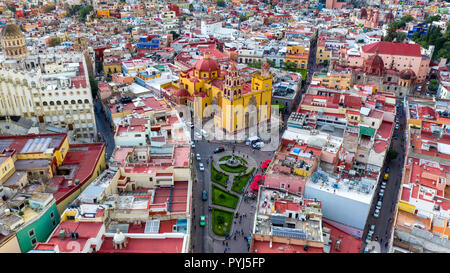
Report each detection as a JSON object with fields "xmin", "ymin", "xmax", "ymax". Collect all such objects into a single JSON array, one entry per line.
[
  {"xmin": 380, "ymin": 183, "xmax": 386, "ymax": 190},
  {"xmin": 196, "ymin": 153, "xmax": 201, "ymax": 161},
  {"xmin": 376, "ymin": 201, "xmax": 382, "ymax": 210},
  {"xmin": 191, "ymin": 141, "xmax": 195, "ymax": 148},
  {"xmin": 199, "ymin": 163, "xmax": 204, "ymax": 171},
  {"xmin": 373, "ymin": 209, "xmax": 380, "ymax": 218},
  {"xmin": 187, "ymin": 121, "xmax": 194, "ymax": 128}
]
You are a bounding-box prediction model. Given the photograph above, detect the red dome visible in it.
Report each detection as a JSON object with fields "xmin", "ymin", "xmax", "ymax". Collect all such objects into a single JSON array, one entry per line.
[
  {"xmin": 364, "ymin": 53, "xmax": 384, "ymax": 76},
  {"xmin": 194, "ymin": 54, "xmax": 220, "ymax": 73},
  {"xmin": 174, "ymin": 88, "xmax": 188, "ymax": 97},
  {"xmin": 400, "ymin": 68, "xmax": 416, "ymax": 80}
]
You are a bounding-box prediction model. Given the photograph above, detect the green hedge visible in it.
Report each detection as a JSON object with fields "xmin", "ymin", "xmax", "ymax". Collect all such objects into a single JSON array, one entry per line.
[
  {"xmin": 219, "ymin": 164, "xmax": 248, "ymax": 173},
  {"xmin": 219, "ymin": 155, "xmax": 248, "ymax": 165}
]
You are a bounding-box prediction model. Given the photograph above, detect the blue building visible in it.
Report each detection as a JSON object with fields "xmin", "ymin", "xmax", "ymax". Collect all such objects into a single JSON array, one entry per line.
[
  {"xmin": 136, "ymin": 35, "xmax": 161, "ymax": 49},
  {"xmin": 407, "ymin": 23, "xmax": 431, "ymax": 39}
]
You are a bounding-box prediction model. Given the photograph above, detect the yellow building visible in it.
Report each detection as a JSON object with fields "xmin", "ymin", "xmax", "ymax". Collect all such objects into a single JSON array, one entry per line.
[
  {"xmin": 103, "ymin": 56, "xmax": 122, "ymax": 75},
  {"xmin": 316, "ymin": 43, "xmax": 331, "ymax": 64},
  {"xmin": 178, "ymin": 55, "xmax": 273, "ymax": 134},
  {"xmin": 285, "ymin": 45, "xmax": 309, "ymax": 69},
  {"xmin": 96, "ymin": 9, "xmax": 110, "ymax": 18},
  {"xmin": 0, "ymin": 155, "xmax": 15, "ymax": 184},
  {"xmin": 311, "ymin": 71, "xmax": 351, "ymax": 90}
]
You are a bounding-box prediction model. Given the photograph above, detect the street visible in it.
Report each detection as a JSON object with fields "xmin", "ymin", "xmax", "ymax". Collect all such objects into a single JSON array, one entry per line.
[
  {"xmin": 94, "ymin": 100, "xmax": 116, "ymax": 158},
  {"xmin": 361, "ymin": 99, "xmax": 406, "ymax": 252}
]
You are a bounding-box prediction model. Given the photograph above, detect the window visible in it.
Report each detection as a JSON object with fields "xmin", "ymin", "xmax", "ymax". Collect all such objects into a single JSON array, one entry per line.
[
  {"xmin": 52, "ymin": 219, "xmax": 57, "ymax": 227},
  {"xmin": 31, "ymin": 238, "xmax": 37, "ymax": 246},
  {"xmin": 28, "ymin": 229, "xmax": 35, "ymax": 238},
  {"xmin": 50, "ymin": 211, "xmax": 54, "ymax": 219}
]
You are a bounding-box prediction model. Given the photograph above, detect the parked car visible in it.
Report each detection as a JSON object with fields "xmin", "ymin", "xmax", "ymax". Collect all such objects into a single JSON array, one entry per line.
[
  {"xmin": 202, "ymin": 190, "xmax": 208, "ymax": 201},
  {"xmin": 252, "ymin": 141, "xmax": 264, "ymax": 149},
  {"xmin": 373, "ymin": 209, "xmax": 380, "ymax": 218},
  {"xmin": 385, "ymin": 167, "xmax": 390, "ymax": 173},
  {"xmin": 380, "ymin": 183, "xmax": 386, "ymax": 190},
  {"xmin": 376, "ymin": 201, "xmax": 382, "ymax": 210},
  {"xmin": 214, "ymin": 147, "xmax": 225, "ymax": 154},
  {"xmin": 199, "ymin": 162, "xmax": 204, "ymax": 171},
  {"xmin": 370, "ymin": 224, "xmax": 375, "ymax": 232},
  {"xmin": 187, "ymin": 121, "xmax": 194, "ymax": 128},
  {"xmin": 378, "ymin": 189, "xmax": 385, "ymax": 197},
  {"xmin": 365, "ymin": 234, "xmax": 373, "ymax": 244},
  {"xmin": 200, "ymin": 216, "xmax": 206, "ymax": 226},
  {"xmin": 191, "ymin": 141, "xmax": 195, "ymax": 148},
  {"xmin": 196, "ymin": 153, "xmax": 201, "ymax": 161}
]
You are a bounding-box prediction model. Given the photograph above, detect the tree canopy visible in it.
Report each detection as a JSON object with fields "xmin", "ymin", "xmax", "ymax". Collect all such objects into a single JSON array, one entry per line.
[{"xmin": 412, "ymin": 24, "xmax": 450, "ymax": 60}]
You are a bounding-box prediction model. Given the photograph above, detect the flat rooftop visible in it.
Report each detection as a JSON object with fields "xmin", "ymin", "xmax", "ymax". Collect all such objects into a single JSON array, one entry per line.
[
  {"xmin": 98, "ymin": 237, "xmax": 185, "ymax": 253},
  {"xmin": 0, "ymin": 133, "xmax": 66, "ymax": 154}
]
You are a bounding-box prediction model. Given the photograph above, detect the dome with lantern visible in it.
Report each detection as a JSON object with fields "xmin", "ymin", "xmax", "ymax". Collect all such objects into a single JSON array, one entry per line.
[
  {"xmin": 363, "ymin": 51, "xmax": 384, "ymax": 76},
  {"xmin": 194, "ymin": 54, "xmax": 220, "ymax": 73},
  {"xmin": 0, "ymin": 20, "xmax": 28, "ymax": 60}
]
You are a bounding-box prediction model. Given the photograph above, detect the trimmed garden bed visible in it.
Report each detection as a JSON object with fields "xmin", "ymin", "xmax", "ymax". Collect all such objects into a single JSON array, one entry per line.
[
  {"xmin": 211, "ymin": 184, "xmax": 239, "ymax": 209},
  {"xmin": 212, "ymin": 208, "xmax": 234, "ymax": 236},
  {"xmin": 211, "ymin": 163, "xmax": 229, "ymax": 187},
  {"xmin": 231, "ymin": 167, "xmax": 255, "ymax": 194}
]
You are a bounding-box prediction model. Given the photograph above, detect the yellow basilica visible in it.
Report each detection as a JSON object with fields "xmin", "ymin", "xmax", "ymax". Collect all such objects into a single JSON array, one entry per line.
[{"xmin": 175, "ymin": 54, "xmax": 273, "ymax": 134}]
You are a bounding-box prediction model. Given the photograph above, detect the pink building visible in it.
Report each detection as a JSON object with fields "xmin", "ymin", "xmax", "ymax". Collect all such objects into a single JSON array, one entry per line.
[
  {"xmin": 98, "ymin": 83, "xmax": 112, "ymax": 100},
  {"xmin": 326, "ymin": 0, "xmax": 350, "ymax": 9},
  {"xmin": 347, "ymin": 41, "xmax": 430, "ymax": 83}
]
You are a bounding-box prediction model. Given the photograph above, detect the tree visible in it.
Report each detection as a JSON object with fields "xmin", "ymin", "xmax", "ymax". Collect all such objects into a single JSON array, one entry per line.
[
  {"xmin": 395, "ymin": 32, "xmax": 407, "ymax": 43},
  {"xmin": 49, "ymin": 37, "xmax": 61, "ymax": 47},
  {"xmin": 428, "ymin": 80, "xmax": 439, "ymax": 92},
  {"xmin": 387, "ymin": 149, "xmax": 398, "ymax": 161},
  {"xmin": 383, "ymin": 23, "xmax": 397, "ymax": 42},
  {"xmin": 89, "ymin": 76, "xmax": 99, "ymax": 98},
  {"xmin": 8, "ymin": 5, "xmax": 16, "ymax": 13},
  {"xmin": 239, "ymin": 14, "xmax": 248, "ymax": 21},
  {"xmin": 44, "ymin": 5, "xmax": 55, "ymax": 13},
  {"xmin": 424, "ymin": 15, "xmax": 441, "ymax": 24},
  {"xmin": 189, "ymin": 3, "xmax": 194, "ymax": 12},
  {"xmin": 80, "ymin": 5, "xmax": 93, "ymax": 22},
  {"xmin": 170, "ymin": 31, "xmax": 180, "ymax": 40},
  {"xmin": 217, "ymin": 0, "xmax": 226, "ymax": 7}
]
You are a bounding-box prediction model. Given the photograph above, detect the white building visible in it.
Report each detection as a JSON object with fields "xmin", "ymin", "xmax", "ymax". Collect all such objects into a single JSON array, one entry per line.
[{"xmin": 0, "ymin": 53, "xmax": 97, "ymax": 142}]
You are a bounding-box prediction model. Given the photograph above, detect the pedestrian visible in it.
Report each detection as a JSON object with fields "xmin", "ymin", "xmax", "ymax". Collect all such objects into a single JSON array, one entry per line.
[{"xmin": 226, "ymin": 242, "xmax": 228, "ymax": 247}]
